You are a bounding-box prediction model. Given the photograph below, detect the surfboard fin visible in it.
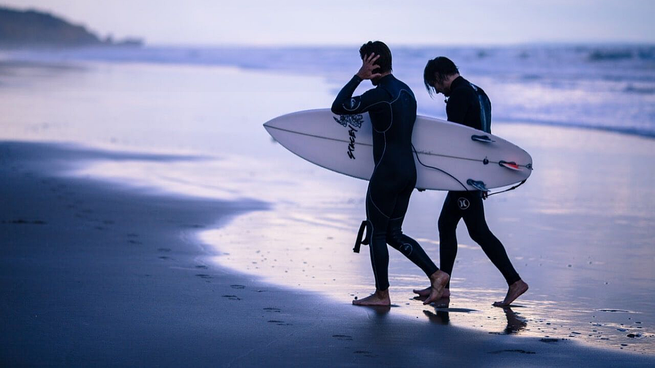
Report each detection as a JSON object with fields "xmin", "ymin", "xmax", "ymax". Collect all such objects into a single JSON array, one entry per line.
[
  {"xmin": 471, "ymin": 135, "xmax": 495, "ymax": 143},
  {"xmin": 499, "ymin": 160, "xmax": 520, "ymax": 170},
  {"xmin": 466, "ymin": 179, "xmax": 489, "ymax": 192},
  {"xmin": 353, "ymin": 220, "xmax": 369, "ymax": 253}
]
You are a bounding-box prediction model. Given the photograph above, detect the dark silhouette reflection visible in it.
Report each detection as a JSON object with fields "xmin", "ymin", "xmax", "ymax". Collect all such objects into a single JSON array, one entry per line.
[
  {"xmin": 360, "ymin": 304, "xmax": 391, "ymax": 319},
  {"xmin": 422, "ymin": 302, "xmax": 527, "ymax": 334},
  {"xmin": 501, "ymin": 307, "xmax": 527, "ymax": 334},
  {"xmin": 421, "ymin": 297, "xmax": 480, "ymax": 325},
  {"xmin": 423, "ymin": 296, "xmax": 451, "ymax": 325},
  {"xmin": 423, "ymin": 309, "xmax": 450, "ymax": 325}
]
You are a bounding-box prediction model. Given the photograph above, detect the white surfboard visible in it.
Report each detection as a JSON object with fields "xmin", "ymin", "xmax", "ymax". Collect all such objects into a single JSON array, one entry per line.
[{"xmin": 263, "ymin": 109, "xmax": 532, "ymax": 191}]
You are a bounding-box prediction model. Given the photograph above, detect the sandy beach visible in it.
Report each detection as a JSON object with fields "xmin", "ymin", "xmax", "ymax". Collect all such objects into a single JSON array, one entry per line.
[
  {"xmin": 1, "ymin": 57, "xmax": 654, "ymax": 366},
  {"xmin": 2, "ymin": 140, "xmax": 654, "ymax": 367}
]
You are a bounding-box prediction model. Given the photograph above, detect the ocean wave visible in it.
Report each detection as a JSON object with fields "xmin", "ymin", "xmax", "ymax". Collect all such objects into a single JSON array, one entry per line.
[
  {"xmin": 2, "ymin": 44, "xmax": 654, "ymax": 139},
  {"xmin": 624, "ymin": 84, "xmax": 655, "ymax": 94},
  {"xmin": 587, "ymin": 46, "xmax": 655, "ymax": 62}
]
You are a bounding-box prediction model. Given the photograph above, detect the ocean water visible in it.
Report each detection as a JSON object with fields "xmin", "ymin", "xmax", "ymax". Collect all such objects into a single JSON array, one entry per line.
[
  {"xmin": 2, "ymin": 44, "xmax": 655, "ymax": 137},
  {"xmin": 1, "ymin": 45, "xmax": 654, "ymax": 355}
]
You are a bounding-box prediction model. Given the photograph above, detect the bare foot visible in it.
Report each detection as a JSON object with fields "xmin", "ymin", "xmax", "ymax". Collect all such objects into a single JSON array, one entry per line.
[
  {"xmin": 413, "ymin": 286, "xmax": 451, "ymax": 298},
  {"xmin": 493, "ymin": 280, "xmax": 529, "ymax": 307},
  {"xmin": 353, "ymin": 289, "xmax": 390, "ymax": 306},
  {"xmin": 413, "ymin": 287, "xmax": 450, "ymax": 307},
  {"xmin": 433, "ymin": 296, "xmax": 450, "ymax": 308},
  {"xmin": 423, "ymin": 270, "xmax": 450, "ymax": 305}
]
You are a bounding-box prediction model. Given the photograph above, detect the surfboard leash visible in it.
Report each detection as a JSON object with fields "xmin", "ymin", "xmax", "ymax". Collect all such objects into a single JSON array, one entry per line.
[
  {"xmin": 353, "ymin": 220, "xmax": 369, "ymax": 253},
  {"xmin": 486, "ymin": 179, "xmax": 527, "ymax": 197},
  {"xmin": 411, "ymin": 144, "xmax": 469, "ymax": 191}
]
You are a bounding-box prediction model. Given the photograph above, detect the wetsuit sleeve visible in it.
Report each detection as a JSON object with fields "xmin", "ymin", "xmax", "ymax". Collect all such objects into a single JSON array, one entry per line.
[{"xmin": 331, "ymin": 75, "xmax": 386, "ymax": 115}]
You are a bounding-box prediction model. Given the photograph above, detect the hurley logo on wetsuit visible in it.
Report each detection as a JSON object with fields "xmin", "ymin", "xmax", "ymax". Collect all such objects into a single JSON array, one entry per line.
[
  {"xmin": 458, "ymin": 197, "xmax": 470, "ymax": 210},
  {"xmin": 333, "ymin": 114, "xmax": 364, "ymax": 160}
]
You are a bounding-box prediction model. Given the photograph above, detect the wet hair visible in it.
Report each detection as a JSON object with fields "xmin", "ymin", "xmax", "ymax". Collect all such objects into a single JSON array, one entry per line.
[
  {"xmin": 359, "ymin": 41, "xmax": 392, "ymax": 74},
  {"xmin": 423, "ymin": 56, "xmax": 459, "ymax": 96}
]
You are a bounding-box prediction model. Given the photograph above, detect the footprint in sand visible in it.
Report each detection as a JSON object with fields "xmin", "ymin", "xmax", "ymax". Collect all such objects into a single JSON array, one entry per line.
[
  {"xmin": 196, "ymin": 274, "xmax": 212, "ymax": 279},
  {"xmin": 353, "ymin": 350, "xmax": 374, "ymax": 357},
  {"xmin": 127, "ymin": 233, "xmax": 142, "ymax": 244},
  {"xmin": 195, "ymin": 265, "xmax": 208, "ymax": 270},
  {"xmin": 183, "ymin": 224, "xmax": 205, "ymax": 229},
  {"xmin": 267, "ymin": 320, "xmax": 292, "ymax": 326},
  {"xmin": 332, "ymin": 334, "xmax": 353, "ymax": 341},
  {"xmin": 157, "ymin": 249, "xmax": 171, "ymax": 258},
  {"xmin": 222, "ymin": 295, "xmax": 241, "ymax": 301},
  {"xmin": 4, "ymin": 219, "xmax": 47, "ymax": 225},
  {"xmin": 263, "ymin": 307, "xmax": 281, "ymax": 313},
  {"xmin": 230, "ymin": 285, "xmax": 246, "ymax": 289},
  {"xmin": 489, "ymin": 349, "xmax": 536, "ymax": 355}
]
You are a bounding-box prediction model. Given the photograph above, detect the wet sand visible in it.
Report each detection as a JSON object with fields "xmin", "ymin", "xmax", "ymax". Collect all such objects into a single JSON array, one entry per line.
[
  {"xmin": 2, "ymin": 141, "xmax": 654, "ymax": 367},
  {"xmin": 204, "ymin": 123, "xmax": 655, "ymax": 354}
]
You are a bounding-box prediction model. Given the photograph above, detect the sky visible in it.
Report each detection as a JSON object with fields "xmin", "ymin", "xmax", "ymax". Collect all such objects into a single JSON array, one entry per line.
[{"xmin": 2, "ymin": 0, "xmax": 654, "ymax": 46}]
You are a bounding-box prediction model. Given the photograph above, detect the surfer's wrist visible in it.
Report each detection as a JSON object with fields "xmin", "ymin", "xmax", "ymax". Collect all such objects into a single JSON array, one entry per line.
[{"xmin": 353, "ymin": 74, "xmax": 363, "ymax": 82}]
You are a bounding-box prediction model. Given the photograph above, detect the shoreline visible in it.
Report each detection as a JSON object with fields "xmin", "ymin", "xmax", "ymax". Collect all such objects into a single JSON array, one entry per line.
[
  {"xmin": 2, "ymin": 140, "xmax": 654, "ymax": 366},
  {"xmin": 491, "ymin": 118, "xmax": 655, "ymax": 141}
]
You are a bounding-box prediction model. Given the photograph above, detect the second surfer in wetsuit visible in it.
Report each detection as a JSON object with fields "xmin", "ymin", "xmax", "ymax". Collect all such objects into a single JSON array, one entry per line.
[
  {"xmin": 415, "ymin": 56, "xmax": 529, "ymax": 307},
  {"xmin": 331, "ymin": 41, "xmax": 449, "ymax": 306}
]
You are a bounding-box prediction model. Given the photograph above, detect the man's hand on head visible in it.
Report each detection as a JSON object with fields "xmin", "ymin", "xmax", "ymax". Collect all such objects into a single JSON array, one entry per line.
[{"xmin": 356, "ymin": 53, "xmax": 382, "ymax": 80}]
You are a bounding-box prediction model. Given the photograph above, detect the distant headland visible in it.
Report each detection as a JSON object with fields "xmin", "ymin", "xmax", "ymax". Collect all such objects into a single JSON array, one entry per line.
[{"xmin": 0, "ymin": 6, "xmax": 144, "ymax": 48}]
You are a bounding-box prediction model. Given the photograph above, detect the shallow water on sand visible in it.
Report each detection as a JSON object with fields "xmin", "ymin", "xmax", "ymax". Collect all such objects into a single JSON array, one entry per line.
[
  {"xmin": 1, "ymin": 61, "xmax": 653, "ymax": 354},
  {"xmin": 201, "ymin": 123, "xmax": 655, "ymax": 355}
]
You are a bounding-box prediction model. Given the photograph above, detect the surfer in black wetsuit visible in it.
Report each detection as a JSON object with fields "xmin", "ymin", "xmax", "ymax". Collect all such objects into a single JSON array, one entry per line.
[
  {"xmin": 331, "ymin": 41, "xmax": 449, "ymax": 307},
  {"xmin": 416, "ymin": 56, "xmax": 528, "ymax": 307}
]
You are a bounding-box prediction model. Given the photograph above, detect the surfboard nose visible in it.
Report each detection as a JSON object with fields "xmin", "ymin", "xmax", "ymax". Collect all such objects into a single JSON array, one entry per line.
[
  {"xmin": 262, "ymin": 118, "xmax": 274, "ymax": 129},
  {"xmin": 263, "ymin": 116, "xmax": 280, "ymax": 138}
]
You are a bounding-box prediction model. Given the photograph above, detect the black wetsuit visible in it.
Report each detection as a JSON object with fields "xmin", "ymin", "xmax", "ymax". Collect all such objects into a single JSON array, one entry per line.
[
  {"xmin": 439, "ymin": 76, "xmax": 520, "ymax": 287},
  {"xmin": 332, "ymin": 74, "xmax": 438, "ymax": 291}
]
